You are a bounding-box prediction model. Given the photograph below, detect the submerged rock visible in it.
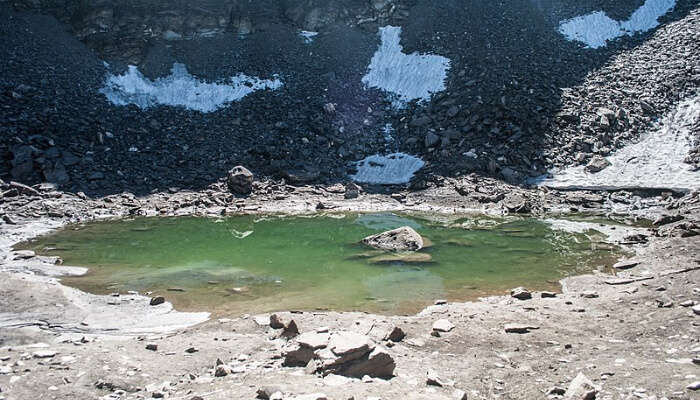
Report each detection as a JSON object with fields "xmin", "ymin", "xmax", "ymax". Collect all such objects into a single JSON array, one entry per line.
[
  {"xmin": 368, "ymin": 252, "xmax": 433, "ymax": 264},
  {"xmin": 362, "ymin": 226, "xmax": 424, "ymax": 252}
]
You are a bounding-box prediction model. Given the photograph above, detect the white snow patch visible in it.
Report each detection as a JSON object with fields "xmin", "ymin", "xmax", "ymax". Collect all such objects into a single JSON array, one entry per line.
[
  {"xmin": 544, "ymin": 219, "xmax": 648, "ymax": 243},
  {"xmin": 351, "ymin": 152, "xmax": 425, "ymax": 185},
  {"xmin": 299, "ymin": 30, "xmax": 318, "ymax": 43},
  {"xmin": 362, "ymin": 26, "xmax": 450, "ymax": 106},
  {"xmin": 100, "ymin": 63, "xmax": 283, "ymax": 113},
  {"xmin": 539, "ymin": 95, "xmax": 700, "ymax": 192},
  {"xmin": 558, "ymin": 0, "xmax": 676, "ymax": 48}
]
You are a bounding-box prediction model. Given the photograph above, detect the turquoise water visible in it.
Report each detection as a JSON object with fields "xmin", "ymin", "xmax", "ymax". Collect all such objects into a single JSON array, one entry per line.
[{"xmin": 19, "ymin": 213, "xmax": 621, "ymax": 315}]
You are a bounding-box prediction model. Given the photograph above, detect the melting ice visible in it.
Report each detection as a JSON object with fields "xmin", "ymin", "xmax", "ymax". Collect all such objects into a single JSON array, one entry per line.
[
  {"xmin": 351, "ymin": 153, "xmax": 425, "ymax": 185},
  {"xmin": 539, "ymin": 95, "xmax": 700, "ymax": 192},
  {"xmin": 558, "ymin": 0, "xmax": 676, "ymax": 48},
  {"xmin": 362, "ymin": 26, "xmax": 450, "ymax": 106},
  {"xmin": 100, "ymin": 63, "xmax": 283, "ymax": 113}
]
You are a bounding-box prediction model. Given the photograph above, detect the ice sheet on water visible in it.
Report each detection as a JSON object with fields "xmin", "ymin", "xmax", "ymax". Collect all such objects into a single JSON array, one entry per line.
[
  {"xmin": 351, "ymin": 152, "xmax": 425, "ymax": 185},
  {"xmin": 362, "ymin": 26, "xmax": 450, "ymax": 106},
  {"xmin": 100, "ymin": 63, "xmax": 283, "ymax": 113},
  {"xmin": 538, "ymin": 95, "xmax": 700, "ymax": 192},
  {"xmin": 558, "ymin": 0, "xmax": 676, "ymax": 48}
]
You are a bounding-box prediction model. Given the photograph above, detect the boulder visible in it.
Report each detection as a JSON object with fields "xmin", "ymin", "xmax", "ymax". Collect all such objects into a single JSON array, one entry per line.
[
  {"xmin": 383, "ymin": 326, "xmax": 406, "ymax": 342},
  {"xmin": 585, "ymin": 156, "xmax": 611, "ymax": 173},
  {"xmin": 227, "ymin": 166, "xmax": 254, "ymax": 195},
  {"xmin": 338, "ymin": 346, "xmax": 395, "ymax": 379},
  {"xmin": 362, "ymin": 226, "xmax": 424, "ymax": 252}
]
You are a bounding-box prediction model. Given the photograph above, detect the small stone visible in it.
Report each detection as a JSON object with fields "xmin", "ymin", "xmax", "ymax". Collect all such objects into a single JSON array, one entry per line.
[
  {"xmin": 185, "ymin": 347, "xmax": 198, "ymax": 354},
  {"xmin": 585, "ymin": 156, "xmax": 611, "ymax": 173},
  {"xmin": 581, "ymin": 291, "xmax": 599, "ymax": 299},
  {"xmin": 32, "ymin": 350, "xmax": 57, "ymax": 359},
  {"xmin": 383, "ymin": 326, "xmax": 406, "ymax": 342},
  {"xmin": 613, "ymin": 260, "xmax": 639, "ymax": 270},
  {"xmin": 149, "ymin": 296, "xmax": 165, "ymax": 306},
  {"xmin": 214, "ymin": 364, "xmax": 231, "ymax": 377},
  {"xmin": 453, "ymin": 389, "xmax": 468, "ymax": 400},
  {"xmin": 510, "ymin": 287, "xmax": 532, "ymax": 300},
  {"xmin": 434, "ymin": 299, "xmax": 448, "ymax": 305},
  {"xmin": 680, "ymin": 300, "xmax": 695, "ymax": 307},
  {"xmin": 256, "ymin": 386, "xmax": 283, "ymax": 399},
  {"xmin": 541, "ymin": 291, "xmax": 557, "ymax": 298},
  {"xmin": 692, "ymin": 305, "xmax": 700, "ymax": 316},
  {"xmin": 426, "ymin": 369, "xmax": 447, "ymax": 387},
  {"xmin": 687, "ymin": 381, "xmax": 700, "ymax": 391},
  {"xmin": 145, "ymin": 343, "xmax": 158, "ymax": 351},
  {"xmin": 504, "ymin": 324, "xmax": 539, "ymax": 334},
  {"xmin": 432, "ymin": 319, "xmax": 455, "ymax": 333}
]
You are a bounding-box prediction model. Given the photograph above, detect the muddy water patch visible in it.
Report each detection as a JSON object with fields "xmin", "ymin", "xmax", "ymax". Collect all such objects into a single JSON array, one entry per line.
[{"xmin": 15, "ymin": 213, "xmax": 629, "ymax": 315}]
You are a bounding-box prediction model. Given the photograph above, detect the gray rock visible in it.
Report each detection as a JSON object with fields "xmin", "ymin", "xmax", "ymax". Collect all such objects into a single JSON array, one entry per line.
[
  {"xmin": 227, "ymin": 166, "xmax": 254, "ymax": 195},
  {"xmin": 256, "ymin": 386, "xmax": 283, "ymax": 400},
  {"xmin": 344, "ymin": 182, "xmax": 360, "ymax": 199},
  {"xmin": 283, "ymin": 342, "xmax": 316, "ymax": 367},
  {"xmin": 362, "ymin": 226, "xmax": 424, "ymax": 252},
  {"xmin": 425, "ymin": 132, "xmax": 441, "ymax": 148},
  {"xmin": 338, "ymin": 345, "xmax": 395, "ymax": 378},
  {"xmin": 432, "ymin": 319, "xmax": 455, "ymax": 333},
  {"xmin": 426, "ymin": 369, "xmax": 449, "ymax": 387},
  {"xmin": 585, "ymin": 156, "xmax": 611, "ymax": 173},
  {"xmin": 613, "ymin": 260, "xmax": 639, "ymax": 270},
  {"xmin": 296, "ymin": 332, "xmax": 330, "ymax": 350},
  {"xmin": 564, "ymin": 373, "xmax": 598, "ymax": 400},
  {"xmin": 504, "ymin": 324, "xmax": 539, "ymax": 334},
  {"xmin": 687, "ymin": 381, "xmax": 700, "ymax": 391},
  {"xmin": 214, "ymin": 364, "xmax": 231, "ymax": 377},
  {"xmin": 145, "ymin": 343, "xmax": 158, "ymax": 351}
]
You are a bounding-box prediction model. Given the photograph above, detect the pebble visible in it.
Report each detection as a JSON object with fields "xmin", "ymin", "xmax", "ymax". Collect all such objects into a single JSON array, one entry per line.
[
  {"xmin": 32, "ymin": 350, "xmax": 57, "ymax": 359},
  {"xmin": 510, "ymin": 287, "xmax": 532, "ymax": 300},
  {"xmin": 145, "ymin": 343, "xmax": 158, "ymax": 351},
  {"xmin": 687, "ymin": 381, "xmax": 700, "ymax": 391}
]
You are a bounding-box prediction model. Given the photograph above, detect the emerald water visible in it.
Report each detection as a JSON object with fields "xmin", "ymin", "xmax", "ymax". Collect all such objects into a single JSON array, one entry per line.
[{"xmin": 18, "ymin": 213, "xmax": 623, "ymax": 315}]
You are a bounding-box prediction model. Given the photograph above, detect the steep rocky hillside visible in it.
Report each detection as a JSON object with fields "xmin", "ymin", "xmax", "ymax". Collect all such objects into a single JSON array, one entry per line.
[{"xmin": 1, "ymin": 0, "xmax": 698, "ymax": 195}]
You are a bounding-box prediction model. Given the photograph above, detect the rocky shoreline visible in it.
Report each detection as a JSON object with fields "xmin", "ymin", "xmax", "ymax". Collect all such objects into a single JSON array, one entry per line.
[{"xmin": 1, "ymin": 178, "xmax": 700, "ymax": 399}]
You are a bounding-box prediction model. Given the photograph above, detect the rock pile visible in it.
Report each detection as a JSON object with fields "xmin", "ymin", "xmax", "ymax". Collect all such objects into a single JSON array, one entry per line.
[{"xmin": 282, "ymin": 331, "xmax": 396, "ymax": 379}]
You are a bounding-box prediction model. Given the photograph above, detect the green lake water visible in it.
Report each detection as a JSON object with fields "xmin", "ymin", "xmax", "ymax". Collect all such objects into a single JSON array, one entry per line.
[{"xmin": 17, "ymin": 213, "xmax": 624, "ymax": 315}]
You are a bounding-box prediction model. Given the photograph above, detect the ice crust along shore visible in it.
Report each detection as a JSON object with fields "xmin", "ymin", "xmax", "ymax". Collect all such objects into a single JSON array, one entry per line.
[
  {"xmin": 362, "ymin": 26, "xmax": 450, "ymax": 106},
  {"xmin": 558, "ymin": 0, "xmax": 676, "ymax": 48},
  {"xmin": 540, "ymin": 95, "xmax": 700, "ymax": 192},
  {"xmin": 100, "ymin": 63, "xmax": 283, "ymax": 113},
  {"xmin": 351, "ymin": 153, "xmax": 425, "ymax": 185}
]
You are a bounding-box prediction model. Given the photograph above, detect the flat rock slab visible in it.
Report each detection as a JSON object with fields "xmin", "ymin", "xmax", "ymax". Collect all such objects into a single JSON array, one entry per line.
[
  {"xmin": 504, "ymin": 324, "xmax": 539, "ymax": 334},
  {"xmin": 432, "ymin": 319, "xmax": 455, "ymax": 333},
  {"xmin": 613, "ymin": 260, "xmax": 640, "ymax": 270}
]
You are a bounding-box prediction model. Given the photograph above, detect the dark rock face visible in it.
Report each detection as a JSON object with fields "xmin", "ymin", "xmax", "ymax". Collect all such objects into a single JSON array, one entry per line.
[
  {"xmin": 227, "ymin": 166, "xmax": 254, "ymax": 195},
  {"xmin": 1, "ymin": 1, "xmax": 698, "ymax": 196},
  {"xmin": 362, "ymin": 226, "xmax": 424, "ymax": 252}
]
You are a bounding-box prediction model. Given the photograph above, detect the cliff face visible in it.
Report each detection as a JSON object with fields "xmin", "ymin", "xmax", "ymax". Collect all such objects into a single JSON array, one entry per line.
[{"xmin": 9, "ymin": 0, "xmax": 397, "ymax": 64}]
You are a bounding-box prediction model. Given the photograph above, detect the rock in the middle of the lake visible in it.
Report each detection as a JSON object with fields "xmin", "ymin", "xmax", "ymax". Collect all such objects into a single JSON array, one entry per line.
[{"xmin": 362, "ymin": 226, "xmax": 424, "ymax": 252}]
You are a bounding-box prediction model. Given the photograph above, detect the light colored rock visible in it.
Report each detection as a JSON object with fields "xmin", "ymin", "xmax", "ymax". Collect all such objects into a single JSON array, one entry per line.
[
  {"xmin": 214, "ymin": 364, "xmax": 231, "ymax": 377},
  {"xmin": 432, "ymin": 319, "xmax": 455, "ymax": 333},
  {"xmin": 296, "ymin": 332, "xmax": 330, "ymax": 350},
  {"xmin": 692, "ymin": 304, "xmax": 700, "ymax": 316},
  {"xmin": 453, "ymin": 389, "xmax": 468, "ymax": 400},
  {"xmin": 362, "ymin": 226, "xmax": 424, "ymax": 252},
  {"xmin": 329, "ymin": 332, "xmax": 373, "ymax": 359},
  {"xmin": 32, "ymin": 350, "xmax": 57, "ymax": 359},
  {"xmin": 383, "ymin": 326, "xmax": 406, "ymax": 342},
  {"xmin": 687, "ymin": 381, "xmax": 700, "ymax": 391},
  {"xmin": 564, "ymin": 373, "xmax": 598, "ymax": 400},
  {"xmin": 581, "ymin": 291, "xmax": 599, "ymax": 298}
]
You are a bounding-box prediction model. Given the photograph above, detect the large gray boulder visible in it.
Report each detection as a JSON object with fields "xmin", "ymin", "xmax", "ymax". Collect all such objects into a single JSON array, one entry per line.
[
  {"xmin": 362, "ymin": 226, "xmax": 424, "ymax": 252},
  {"xmin": 227, "ymin": 166, "xmax": 254, "ymax": 195}
]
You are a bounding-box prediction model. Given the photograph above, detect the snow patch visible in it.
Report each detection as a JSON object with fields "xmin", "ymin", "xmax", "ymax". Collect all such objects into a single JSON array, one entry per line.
[
  {"xmin": 351, "ymin": 153, "xmax": 425, "ymax": 185},
  {"xmin": 558, "ymin": 0, "xmax": 676, "ymax": 48},
  {"xmin": 544, "ymin": 219, "xmax": 648, "ymax": 243},
  {"xmin": 100, "ymin": 63, "xmax": 283, "ymax": 113},
  {"xmin": 362, "ymin": 26, "xmax": 450, "ymax": 106},
  {"xmin": 299, "ymin": 30, "xmax": 318, "ymax": 44},
  {"xmin": 539, "ymin": 95, "xmax": 700, "ymax": 192}
]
